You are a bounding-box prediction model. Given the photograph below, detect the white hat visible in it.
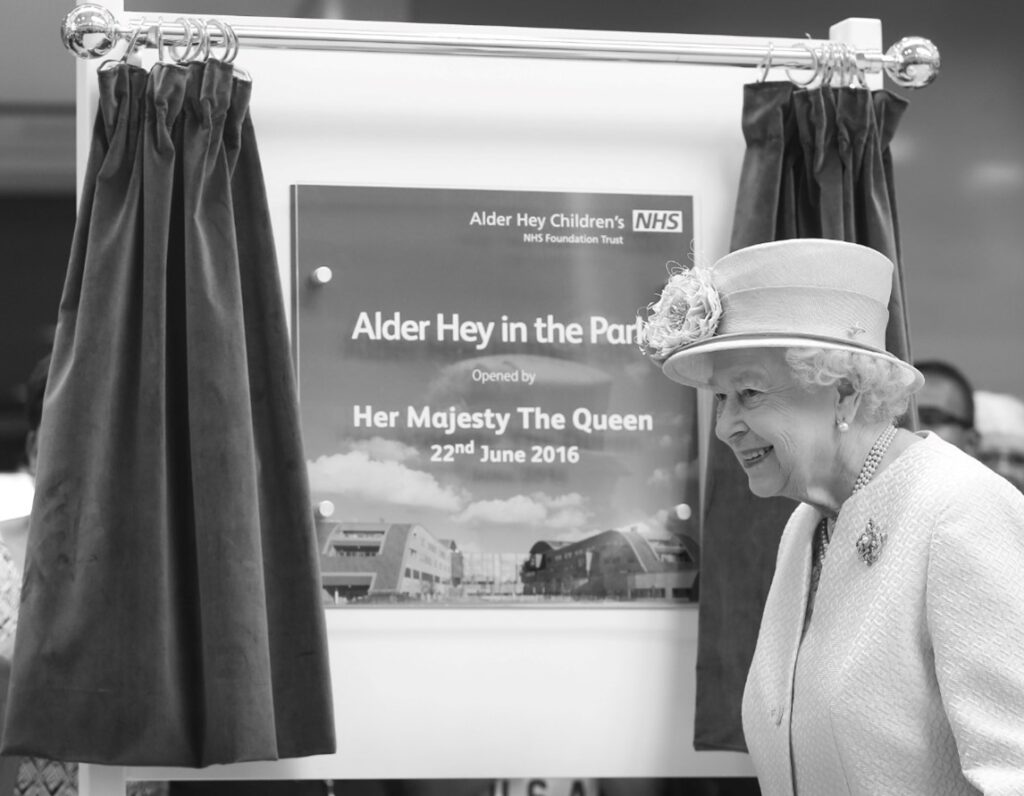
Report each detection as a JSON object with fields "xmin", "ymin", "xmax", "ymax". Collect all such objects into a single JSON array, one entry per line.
[
  {"xmin": 641, "ymin": 238, "xmax": 924, "ymax": 390},
  {"xmin": 974, "ymin": 390, "xmax": 1024, "ymax": 452}
]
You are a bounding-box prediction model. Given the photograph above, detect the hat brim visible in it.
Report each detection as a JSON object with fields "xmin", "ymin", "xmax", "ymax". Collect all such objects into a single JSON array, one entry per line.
[{"xmin": 660, "ymin": 332, "xmax": 924, "ymax": 391}]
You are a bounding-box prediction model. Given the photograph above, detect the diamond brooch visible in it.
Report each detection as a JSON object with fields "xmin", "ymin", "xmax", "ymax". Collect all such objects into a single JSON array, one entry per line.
[{"xmin": 855, "ymin": 519, "xmax": 887, "ymax": 566}]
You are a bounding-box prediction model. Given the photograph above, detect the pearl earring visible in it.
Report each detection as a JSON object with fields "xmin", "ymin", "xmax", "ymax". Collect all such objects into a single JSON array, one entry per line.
[{"xmin": 837, "ymin": 420, "xmax": 850, "ymax": 432}]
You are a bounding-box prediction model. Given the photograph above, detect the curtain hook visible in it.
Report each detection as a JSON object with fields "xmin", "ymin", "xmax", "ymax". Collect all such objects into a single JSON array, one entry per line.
[
  {"xmin": 169, "ymin": 17, "xmax": 200, "ymax": 64},
  {"xmin": 183, "ymin": 17, "xmax": 209, "ymax": 62},
  {"xmin": 757, "ymin": 41, "xmax": 775, "ymax": 83},
  {"xmin": 821, "ymin": 42, "xmax": 839, "ymax": 87},
  {"xmin": 786, "ymin": 41, "xmax": 820, "ymax": 88},
  {"xmin": 834, "ymin": 43, "xmax": 848, "ymax": 87},
  {"xmin": 225, "ymin": 22, "xmax": 241, "ymax": 65},
  {"xmin": 206, "ymin": 18, "xmax": 234, "ymax": 63},
  {"xmin": 847, "ymin": 44, "xmax": 861, "ymax": 87},
  {"xmin": 227, "ymin": 23, "xmax": 251, "ymax": 80},
  {"xmin": 829, "ymin": 43, "xmax": 843, "ymax": 87},
  {"xmin": 196, "ymin": 17, "xmax": 211, "ymax": 61},
  {"xmin": 99, "ymin": 19, "xmax": 143, "ymax": 71},
  {"xmin": 838, "ymin": 43, "xmax": 853, "ymax": 87},
  {"xmin": 153, "ymin": 19, "xmax": 167, "ymax": 64},
  {"xmin": 119, "ymin": 23, "xmax": 144, "ymax": 64},
  {"xmin": 206, "ymin": 18, "xmax": 249, "ymax": 80},
  {"xmin": 205, "ymin": 18, "xmax": 224, "ymax": 61},
  {"xmin": 848, "ymin": 44, "xmax": 868, "ymax": 88}
]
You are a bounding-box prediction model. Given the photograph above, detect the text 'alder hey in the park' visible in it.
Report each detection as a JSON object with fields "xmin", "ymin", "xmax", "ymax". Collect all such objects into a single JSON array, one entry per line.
[{"xmin": 351, "ymin": 312, "xmax": 643, "ymax": 350}]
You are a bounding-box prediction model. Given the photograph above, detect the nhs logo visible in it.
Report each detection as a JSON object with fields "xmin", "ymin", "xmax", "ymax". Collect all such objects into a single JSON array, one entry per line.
[{"xmin": 632, "ymin": 209, "xmax": 684, "ymax": 233}]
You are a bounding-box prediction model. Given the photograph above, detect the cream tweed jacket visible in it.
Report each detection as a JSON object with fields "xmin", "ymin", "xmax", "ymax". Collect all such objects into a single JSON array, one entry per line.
[{"xmin": 742, "ymin": 432, "xmax": 1024, "ymax": 795}]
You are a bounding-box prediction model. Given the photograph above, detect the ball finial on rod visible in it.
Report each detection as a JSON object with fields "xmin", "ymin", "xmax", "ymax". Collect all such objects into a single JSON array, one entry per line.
[
  {"xmin": 884, "ymin": 36, "xmax": 940, "ymax": 89},
  {"xmin": 62, "ymin": 4, "xmax": 120, "ymax": 59}
]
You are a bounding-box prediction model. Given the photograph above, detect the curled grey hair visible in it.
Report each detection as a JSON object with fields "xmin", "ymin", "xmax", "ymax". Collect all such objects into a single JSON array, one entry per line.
[{"xmin": 785, "ymin": 347, "xmax": 919, "ymax": 423}]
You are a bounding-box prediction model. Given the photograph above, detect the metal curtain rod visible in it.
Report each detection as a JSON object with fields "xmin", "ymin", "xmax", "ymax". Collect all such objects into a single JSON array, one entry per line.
[{"xmin": 61, "ymin": 4, "xmax": 940, "ymax": 89}]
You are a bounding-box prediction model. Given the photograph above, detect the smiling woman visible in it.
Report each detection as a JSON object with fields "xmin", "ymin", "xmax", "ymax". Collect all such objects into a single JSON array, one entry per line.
[
  {"xmin": 641, "ymin": 238, "xmax": 1024, "ymax": 795},
  {"xmin": 710, "ymin": 347, "xmax": 847, "ymax": 507},
  {"xmin": 709, "ymin": 345, "xmax": 921, "ymax": 516}
]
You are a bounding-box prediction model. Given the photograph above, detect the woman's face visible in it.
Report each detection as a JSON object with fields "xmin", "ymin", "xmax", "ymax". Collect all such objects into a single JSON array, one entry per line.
[{"xmin": 711, "ymin": 348, "xmax": 839, "ymax": 504}]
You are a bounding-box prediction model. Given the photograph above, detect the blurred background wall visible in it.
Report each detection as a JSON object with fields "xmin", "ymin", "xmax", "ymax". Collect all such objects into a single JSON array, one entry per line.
[{"xmin": 3, "ymin": 0, "xmax": 1021, "ymax": 467}]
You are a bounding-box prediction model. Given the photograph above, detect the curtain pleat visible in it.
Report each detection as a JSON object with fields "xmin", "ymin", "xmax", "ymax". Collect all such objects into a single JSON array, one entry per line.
[
  {"xmin": 694, "ymin": 81, "xmax": 913, "ymax": 751},
  {"xmin": 1, "ymin": 61, "xmax": 335, "ymax": 767}
]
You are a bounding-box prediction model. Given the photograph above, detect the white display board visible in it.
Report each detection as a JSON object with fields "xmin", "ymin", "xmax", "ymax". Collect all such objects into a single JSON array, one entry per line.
[{"xmin": 71, "ymin": 7, "xmax": 883, "ymax": 792}]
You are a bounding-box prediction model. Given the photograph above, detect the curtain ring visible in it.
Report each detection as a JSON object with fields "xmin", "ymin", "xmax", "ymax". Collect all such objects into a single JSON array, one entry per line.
[
  {"xmin": 225, "ymin": 22, "xmax": 241, "ymax": 65},
  {"xmin": 168, "ymin": 17, "xmax": 200, "ymax": 64},
  {"xmin": 153, "ymin": 19, "xmax": 167, "ymax": 64},
  {"xmin": 205, "ymin": 18, "xmax": 227, "ymax": 61},
  {"xmin": 826, "ymin": 43, "xmax": 839, "ymax": 86},
  {"xmin": 206, "ymin": 18, "xmax": 249, "ymax": 79},
  {"xmin": 818, "ymin": 42, "xmax": 834, "ymax": 87},
  {"xmin": 834, "ymin": 43, "xmax": 861, "ymax": 88},
  {"xmin": 182, "ymin": 17, "xmax": 207, "ymax": 63},
  {"xmin": 828, "ymin": 43, "xmax": 843, "ymax": 87},
  {"xmin": 837, "ymin": 43, "xmax": 852, "ymax": 87},
  {"xmin": 206, "ymin": 18, "xmax": 236, "ymax": 64},
  {"xmin": 786, "ymin": 41, "xmax": 821, "ymax": 88},
  {"xmin": 225, "ymin": 21, "xmax": 250, "ymax": 78},
  {"xmin": 189, "ymin": 17, "xmax": 210, "ymax": 61},
  {"xmin": 119, "ymin": 24, "xmax": 144, "ymax": 64},
  {"xmin": 847, "ymin": 44, "xmax": 868, "ymax": 88},
  {"xmin": 99, "ymin": 19, "xmax": 143, "ymax": 71},
  {"xmin": 227, "ymin": 23, "xmax": 251, "ymax": 80},
  {"xmin": 757, "ymin": 41, "xmax": 774, "ymax": 83}
]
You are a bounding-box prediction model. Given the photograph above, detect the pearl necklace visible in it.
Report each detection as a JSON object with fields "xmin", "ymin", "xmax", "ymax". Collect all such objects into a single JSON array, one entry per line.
[{"xmin": 816, "ymin": 423, "xmax": 898, "ymax": 566}]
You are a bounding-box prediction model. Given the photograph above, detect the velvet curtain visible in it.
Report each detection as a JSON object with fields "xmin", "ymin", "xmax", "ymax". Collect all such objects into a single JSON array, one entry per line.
[
  {"xmin": 0, "ymin": 61, "xmax": 335, "ymax": 766},
  {"xmin": 693, "ymin": 82, "xmax": 913, "ymax": 751}
]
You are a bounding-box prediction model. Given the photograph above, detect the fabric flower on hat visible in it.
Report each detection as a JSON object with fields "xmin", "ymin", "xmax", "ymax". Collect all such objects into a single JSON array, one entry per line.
[{"xmin": 640, "ymin": 264, "xmax": 722, "ymax": 362}]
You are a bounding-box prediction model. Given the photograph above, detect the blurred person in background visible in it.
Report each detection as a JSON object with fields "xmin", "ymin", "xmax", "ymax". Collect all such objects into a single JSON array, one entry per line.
[
  {"xmin": 0, "ymin": 354, "xmax": 79, "ymax": 795},
  {"xmin": 0, "ymin": 356, "xmax": 48, "ymax": 576},
  {"xmin": 911, "ymin": 360, "xmax": 979, "ymax": 454},
  {"xmin": 974, "ymin": 390, "xmax": 1024, "ymax": 493}
]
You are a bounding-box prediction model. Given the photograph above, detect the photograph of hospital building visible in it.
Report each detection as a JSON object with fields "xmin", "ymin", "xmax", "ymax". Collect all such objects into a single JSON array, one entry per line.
[{"xmin": 316, "ymin": 518, "xmax": 699, "ymax": 606}]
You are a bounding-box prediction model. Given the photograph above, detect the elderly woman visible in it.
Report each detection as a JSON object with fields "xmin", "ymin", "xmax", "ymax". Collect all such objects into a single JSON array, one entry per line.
[{"xmin": 641, "ymin": 238, "xmax": 1024, "ymax": 795}]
